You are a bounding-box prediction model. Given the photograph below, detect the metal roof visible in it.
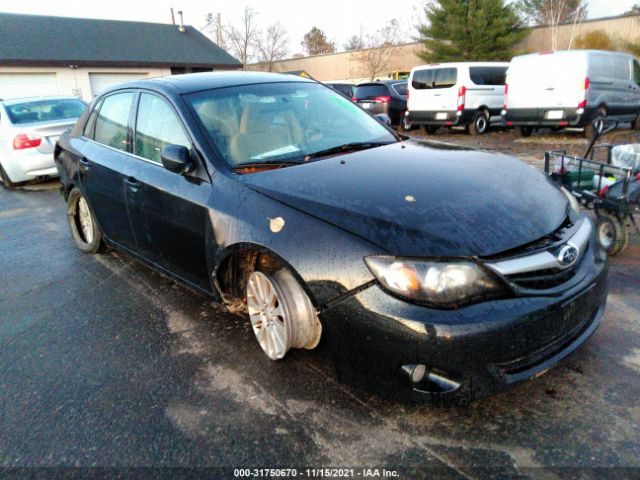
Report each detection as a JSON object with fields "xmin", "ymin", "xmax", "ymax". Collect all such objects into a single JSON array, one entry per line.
[{"xmin": 0, "ymin": 13, "xmax": 242, "ymax": 68}]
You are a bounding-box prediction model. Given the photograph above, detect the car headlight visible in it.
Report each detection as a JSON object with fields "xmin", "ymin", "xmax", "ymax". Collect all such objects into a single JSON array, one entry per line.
[{"xmin": 364, "ymin": 256, "xmax": 509, "ymax": 308}]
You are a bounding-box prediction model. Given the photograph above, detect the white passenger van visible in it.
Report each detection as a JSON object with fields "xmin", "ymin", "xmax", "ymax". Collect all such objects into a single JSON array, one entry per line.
[
  {"xmin": 503, "ymin": 50, "xmax": 640, "ymax": 137},
  {"xmin": 406, "ymin": 62, "xmax": 509, "ymax": 135}
]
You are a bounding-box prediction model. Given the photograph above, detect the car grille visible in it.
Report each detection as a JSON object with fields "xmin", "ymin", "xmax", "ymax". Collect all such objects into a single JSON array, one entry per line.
[
  {"xmin": 484, "ymin": 218, "xmax": 592, "ymax": 292},
  {"xmin": 505, "ymin": 257, "xmax": 584, "ymax": 290}
]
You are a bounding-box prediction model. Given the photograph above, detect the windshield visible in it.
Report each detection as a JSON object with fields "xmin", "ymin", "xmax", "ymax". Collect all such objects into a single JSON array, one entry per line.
[
  {"xmin": 5, "ymin": 99, "xmax": 87, "ymax": 125},
  {"xmin": 187, "ymin": 82, "xmax": 396, "ymax": 167}
]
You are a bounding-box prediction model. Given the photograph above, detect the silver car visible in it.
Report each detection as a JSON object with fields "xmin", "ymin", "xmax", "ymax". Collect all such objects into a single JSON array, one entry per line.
[{"xmin": 0, "ymin": 96, "xmax": 86, "ymax": 187}]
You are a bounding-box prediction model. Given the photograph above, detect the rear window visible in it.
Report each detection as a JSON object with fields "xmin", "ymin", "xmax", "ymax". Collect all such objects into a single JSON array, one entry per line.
[
  {"xmin": 412, "ymin": 68, "xmax": 457, "ymax": 90},
  {"xmin": 5, "ymin": 99, "xmax": 86, "ymax": 125},
  {"xmin": 469, "ymin": 66, "xmax": 507, "ymax": 86},
  {"xmin": 392, "ymin": 82, "xmax": 408, "ymax": 96},
  {"xmin": 330, "ymin": 84, "xmax": 354, "ymax": 97},
  {"xmin": 354, "ymin": 84, "xmax": 389, "ymax": 99},
  {"xmin": 412, "ymin": 69, "xmax": 433, "ymax": 89},
  {"xmin": 433, "ymin": 68, "xmax": 457, "ymax": 88}
]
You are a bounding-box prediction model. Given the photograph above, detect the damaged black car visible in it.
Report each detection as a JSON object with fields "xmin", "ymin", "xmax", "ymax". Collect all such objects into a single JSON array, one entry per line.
[{"xmin": 55, "ymin": 72, "xmax": 608, "ymax": 402}]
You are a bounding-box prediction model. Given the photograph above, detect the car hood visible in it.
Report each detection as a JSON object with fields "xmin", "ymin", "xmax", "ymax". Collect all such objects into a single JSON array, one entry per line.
[{"xmin": 241, "ymin": 140, "xmax": 568, "ymax": 257}]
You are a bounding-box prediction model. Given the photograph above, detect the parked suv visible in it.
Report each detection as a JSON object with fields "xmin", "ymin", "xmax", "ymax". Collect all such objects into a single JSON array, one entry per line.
[
  {"xmin": 352, "ymin": 80, "xmax": 407, "ymax": 126},
  {"xmin": 0, "ymin": 96, "xmax": 86, "ymax": 187},
  {"xmin": 503, "ymin": 50, "xmax": 640, "ymax": 137},
  {"xmin": 406, "ymin": 62, "xmax": 508, "ymax": 135},
  {"xmin": 325, "ymin": 81, "xmax": 355, "ymax": 99}
]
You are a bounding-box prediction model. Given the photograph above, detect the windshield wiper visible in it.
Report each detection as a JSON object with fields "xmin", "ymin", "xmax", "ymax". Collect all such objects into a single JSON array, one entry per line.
[
  {"xmin": 232, "ymin": 159, "xmax": 303, "ymax": 171},
  {"xmin": 304, "ymin": 141, "xmax": 394, "ymax": 160}
]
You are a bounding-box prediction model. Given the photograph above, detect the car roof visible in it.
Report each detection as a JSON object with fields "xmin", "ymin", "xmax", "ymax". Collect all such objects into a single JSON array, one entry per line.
[
  {"xmin": 356, "ymin": 80, "xmax": 406, "ymax": 86},
  {"xmin": 105, "ymin": 71, "xmax": 316, "ymax": 96},
  {"xmin": 412, "ymin": 62, "xmax": 509, "ymax": 71},
  {"xmin": 1, "ymin": 96, "xmax": 84, "ymax": 106}
]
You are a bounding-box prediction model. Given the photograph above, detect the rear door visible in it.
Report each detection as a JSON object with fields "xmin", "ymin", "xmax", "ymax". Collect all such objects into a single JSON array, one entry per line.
[
  {"xmin": 430, "ymin": 67, "xmax": 459, "ymax": 113},
  {"xmin": 408, "ymin": 68, "xmax": 434, "ymax": 111},
  {"xmin": 468, "ymin": 66, "xmax": 507, "ymax": 111},
  {"xmin": 126, "ymin": 91, "xmax": 211, "ymax": 289},
  {"xmin": 80, "ymin": 91, "xmax": 137, "ymax": 249}
]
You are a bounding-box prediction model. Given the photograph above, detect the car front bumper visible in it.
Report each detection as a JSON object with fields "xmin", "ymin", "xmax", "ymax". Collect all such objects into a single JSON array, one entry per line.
[
  {"xmin": 319, "ymin": 243, "xmax": 608, "ymax": 403},
  {"xmin": 1, "ymin": 148, "xmax": 58, "ymax": 183}
]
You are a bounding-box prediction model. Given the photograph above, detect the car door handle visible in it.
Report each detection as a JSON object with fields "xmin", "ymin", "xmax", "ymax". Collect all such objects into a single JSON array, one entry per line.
[
  {"xmin": 78, "ymin": 157, "xmax": 90, "ymax": 172},
  {"xmin": 124, "ymin": 177, "xmax": 141, "ymax": 192},
  {"xmin": 545, "ymin": 87, "xmax": 555, "ymax": 91}
]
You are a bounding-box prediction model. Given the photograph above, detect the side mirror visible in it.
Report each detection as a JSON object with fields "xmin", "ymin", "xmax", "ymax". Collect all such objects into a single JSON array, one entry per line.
[{"xmin": 161, "ymin": 144, "xmax": 193, "ymax": 174}]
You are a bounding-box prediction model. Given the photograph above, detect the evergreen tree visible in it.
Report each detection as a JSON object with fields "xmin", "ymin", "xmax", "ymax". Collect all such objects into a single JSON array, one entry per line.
[{"xmin": 417, "ymin": 0, "xmax": 528, "ymax": 62}]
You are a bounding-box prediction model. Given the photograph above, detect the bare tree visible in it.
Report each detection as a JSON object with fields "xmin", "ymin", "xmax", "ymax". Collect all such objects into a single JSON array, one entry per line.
[
  {"xmin": 519, "ymin": 0, "xmax": 588, "ymax": 50},
  {"xmin": 354, "ymin": 19, "xmax": 402, "ymax": 80},
  {"xmin": 256, "ymin": 23, "xmax": 289, "ymax": 72},
  {"xmin": 344, "ymin": 34, "xmax": 364, "ymax": 51},
  {"xmin": 225, "ymin": 7, "xmax": 260, "ymax": 69},
  {"xmin": 203, "ymin": 13, "xmax": 227, "ymax": 50}
]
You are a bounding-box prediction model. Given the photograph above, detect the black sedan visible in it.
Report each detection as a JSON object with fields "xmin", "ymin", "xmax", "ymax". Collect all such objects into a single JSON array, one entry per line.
[{"xmin": 55, "ymin": 72, "xmax": 608, "ymax": 402}]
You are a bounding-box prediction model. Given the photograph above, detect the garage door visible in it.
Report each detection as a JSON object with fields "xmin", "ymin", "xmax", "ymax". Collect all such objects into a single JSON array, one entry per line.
[
  {"xmin": 0, "ymin": 73, "xmax": 59, "ymax": 100},
  {"xmin": 89, "ymin": 73, "xmax": 148, "ymax": 98}
]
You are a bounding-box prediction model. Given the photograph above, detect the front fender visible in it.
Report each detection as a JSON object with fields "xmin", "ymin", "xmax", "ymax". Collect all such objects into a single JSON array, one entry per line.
[{"xmin": 207, "ymin": 173, "xmax": 386, "ymax": 307}]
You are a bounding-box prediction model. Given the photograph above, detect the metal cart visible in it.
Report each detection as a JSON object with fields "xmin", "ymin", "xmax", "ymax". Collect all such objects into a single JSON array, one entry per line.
[{"xmin": 544, "ymin": 119, "xmax": 640, "ymax": 255}]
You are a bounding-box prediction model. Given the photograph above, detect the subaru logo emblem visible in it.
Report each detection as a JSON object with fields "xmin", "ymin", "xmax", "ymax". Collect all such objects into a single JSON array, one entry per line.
[{"xmin": 558, "ymin": 245, "xmax": 579, "ymax": 267}]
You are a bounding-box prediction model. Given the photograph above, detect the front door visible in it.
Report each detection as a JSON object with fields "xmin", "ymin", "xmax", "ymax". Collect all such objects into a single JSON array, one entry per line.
[
  {"xmin": 125, "ymin": 92, "xmax": 211, "ymax": 290},
  {"xmin": 80, "ymin": 91, "xmax": 137, "ymax": 250}
]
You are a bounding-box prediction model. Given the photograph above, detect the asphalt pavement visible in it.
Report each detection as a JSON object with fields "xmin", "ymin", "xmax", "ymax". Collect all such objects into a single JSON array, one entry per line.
[{"xmin": 0, "ymin": 181, "xmax": 639, "ymax": 479}]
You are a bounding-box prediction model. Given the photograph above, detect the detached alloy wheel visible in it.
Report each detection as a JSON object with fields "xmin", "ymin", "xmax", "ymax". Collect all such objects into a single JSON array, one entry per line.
[
  {"xmin": 246, "ymin": 269, "xmax": 322, "ymax": 360},
  {"xmin": 596, "ymin": 213, "xmax": 627, "ymax": 256},
  {"xmin": 67, "ymin": 187, "xmax": 105, "ymax": 254},
  {"xmin": 469, "ymin": 110, "xmax": 490, "ymax": 135}
]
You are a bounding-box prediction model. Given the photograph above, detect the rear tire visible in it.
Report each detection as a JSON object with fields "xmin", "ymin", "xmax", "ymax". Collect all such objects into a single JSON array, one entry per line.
[
  {"xmin": 518, "ymin": 126, "xmax": 533, "ymax": 137},
  {"xmin": 0, "ymin": 163, "xmax": 16, "ymax": 189},
  {"xmin": 401, "ymin": 113, "xmax": 412, "ymax": 132},
  {"xmin": 584, "ymin": 107, "xmax": 607, "ymax": 139},
  {"xmin": 469, "ymin": 110, "xmax": 490, "ymax": 135},
  {"xmin": 67, "ymin": 187, "xmax": 105, "ymax": 254},
  {"xmin": 421, "ymin": 125, "xmax": 438, "ymax": 135},
  {"xmin": 596, "ymin": 213, "xmax": 627, "ymax": 256},
  {"xmin": 633, "ymin": 113, "xmax": 640, "ymax": 130}
]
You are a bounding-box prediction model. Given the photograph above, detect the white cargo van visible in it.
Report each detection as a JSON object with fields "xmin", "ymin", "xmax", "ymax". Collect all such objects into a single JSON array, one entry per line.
[
  {"xmin": 406, "ymin": 62, "xmax": 509, "ymax": 135},
  {"xmin": 503, "ymin": 50, "xmax": 640, "ymax": 137}
]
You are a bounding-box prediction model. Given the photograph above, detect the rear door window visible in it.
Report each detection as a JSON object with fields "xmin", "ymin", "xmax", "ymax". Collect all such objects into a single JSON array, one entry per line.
[
  {"xmin": 94, "ymin": 92, "xmax": 134, "ymax": 151},
  {"xmin": 83, "ymin": 99, "xmax": 103, "ymax": 139},
  {"xmin": 469, "ymin": 67, "xmax": 507, "ymax": 86},
  {"xmin": 412, "ymin": 69, "xmax": 434, "ymax": 89},
  {"xmin": 634, "ymin": 60, "xmax": 640, "ymax": 85},
  {"xmin": 134, "ymin": 93, "xmax": 190, "ymax": 164},
  {"xmin": 354, "ymin": 84, "xmax": 389, "ymax": 99},
  {"xmin": 433, "ymin": 68, "xmax": 457, "ymax": 89},
  {"xmin": 392, "ymin": 83, "xmax": 408, "ymax": 96}
]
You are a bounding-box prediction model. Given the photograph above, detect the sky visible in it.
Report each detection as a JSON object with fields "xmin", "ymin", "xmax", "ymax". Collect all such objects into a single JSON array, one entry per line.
[{"xmin": 0, "ymin": 0, "xmax": 637, "ymax": 58}]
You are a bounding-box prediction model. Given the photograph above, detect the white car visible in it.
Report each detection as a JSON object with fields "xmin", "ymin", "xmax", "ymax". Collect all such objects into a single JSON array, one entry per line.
[
  {"xmin": 0, "ymin": 96, "xmax": 86, "ymax": 187},
  {"xmin": 406, "ymin": 62, "xmax": 509, "ymax": 135},
  {"xmin": 503, "ymin": 50, "xmax": 640, "ymax": 137}
]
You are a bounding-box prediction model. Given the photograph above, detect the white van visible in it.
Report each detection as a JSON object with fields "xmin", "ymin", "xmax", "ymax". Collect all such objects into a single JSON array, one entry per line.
[
  {"xmin": 406, "ymin": 62, "xmax": 509, "ymax": 135},
  {"xmin": 503, "ymin": 50, "xmax": 640, "ymax": 137}
]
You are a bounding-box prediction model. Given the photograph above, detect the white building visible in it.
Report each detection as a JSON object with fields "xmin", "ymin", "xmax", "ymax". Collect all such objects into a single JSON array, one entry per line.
[{"xmin": 0, "ymin": 13, "xmax": 241, "ymax": 102}]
